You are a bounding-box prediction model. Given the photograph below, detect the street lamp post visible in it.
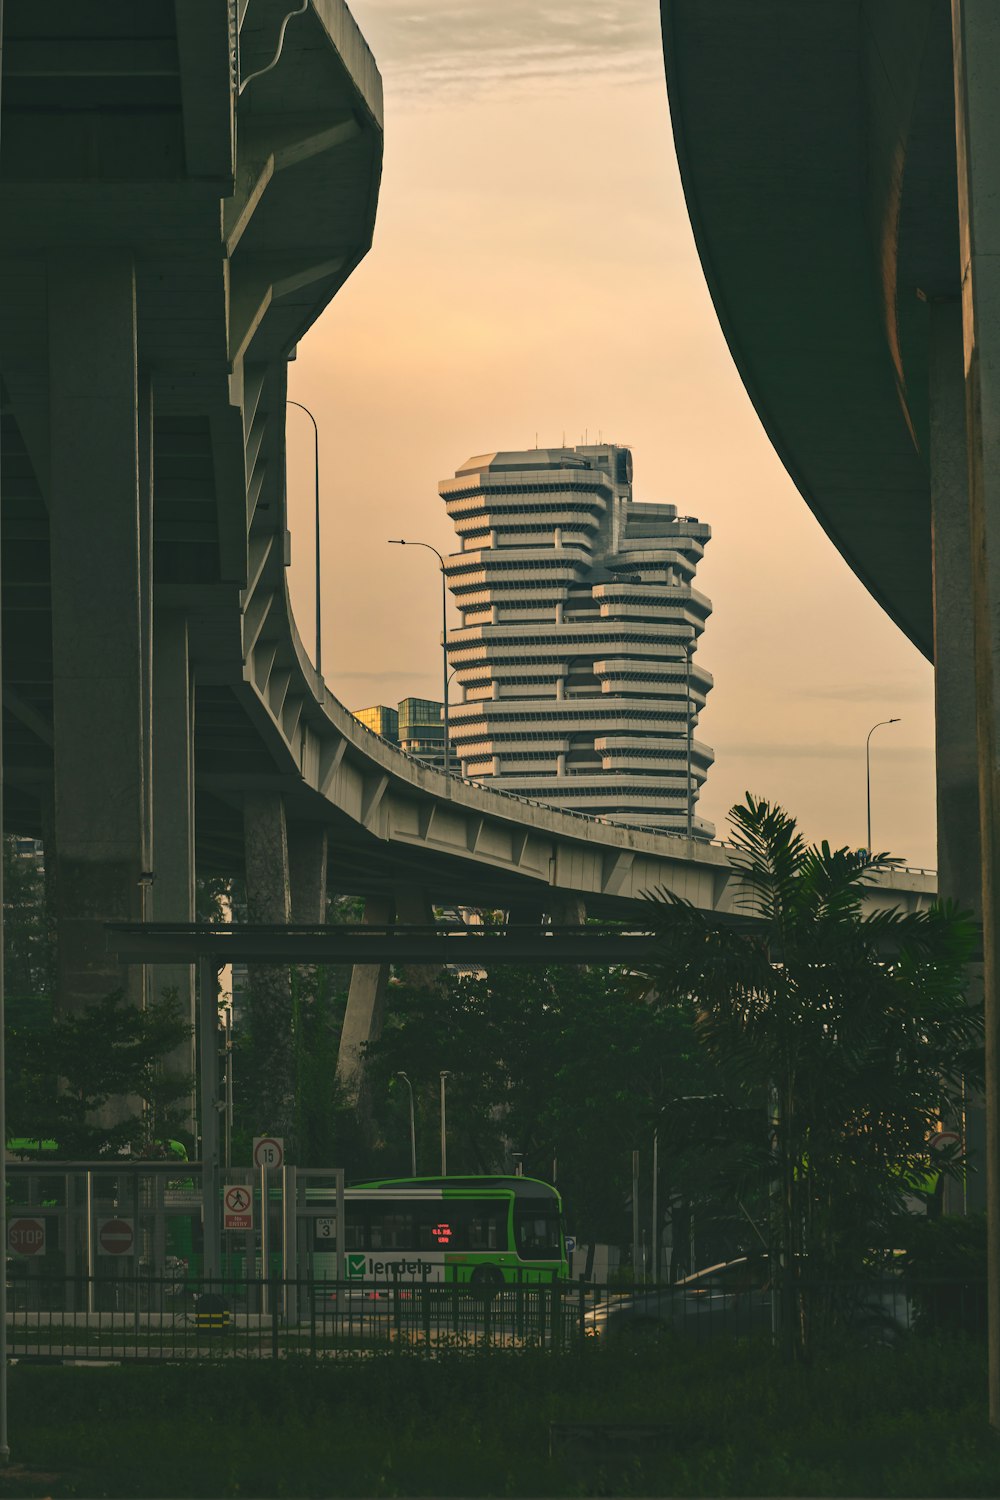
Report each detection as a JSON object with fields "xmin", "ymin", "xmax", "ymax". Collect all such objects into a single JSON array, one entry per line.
[
  {"xmin": 865, "ymin": 718, "xmax": 901, "ymax": 854},
  {"xmin": 286, "ymin": 400, "xmax": 322, "ymax": 679},
  {"xmin": 0, "ymin": 0, "xmax": 9, "ymax": 1451},
  {"xmin": 685, "ymin": 635, "xmax": 696, "ymax": 840},
  {"xmin": 651, "ymin": 1126, "xmax": 659, "ymax": 1283},
  {"xmin": 632, "ymin": 1148, "xmax": 641, "ymax": 1283},
  {"xmin": 439, "ymin": 1070, "xmax": 451, "ymax": 1175},
  {"xmin": 388, "ymin": 540, "xmax": 451, "ymax": 774},
  {"xmin": 395, "ymin": 1072, "xmax": 417, "ymax": 1176}
]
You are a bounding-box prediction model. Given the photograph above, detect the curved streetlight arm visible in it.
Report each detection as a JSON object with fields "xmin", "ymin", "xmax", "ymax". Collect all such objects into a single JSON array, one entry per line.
[
  {"xmin": 865, "ymin": 717, "xmax": 901, "ymax": 855},
  {"xmin": 388, "ymin": 539, "xmax": 452, "ymax": 774},
  {"xmin": 395, "ymin": 1071, "xmax": 417, "ymax": 1176},
  {"xmin": 287, "ymin": 400, "xmax": 322, "ymax": 679}
]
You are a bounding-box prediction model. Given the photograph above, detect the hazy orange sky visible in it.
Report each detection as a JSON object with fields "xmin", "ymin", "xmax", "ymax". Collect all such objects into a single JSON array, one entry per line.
[{"xmin": 285, "ymin": 0, "xmax": 937, "ymax": 869}]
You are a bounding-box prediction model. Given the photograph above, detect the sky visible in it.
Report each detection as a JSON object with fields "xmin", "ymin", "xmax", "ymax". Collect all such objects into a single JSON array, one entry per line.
[{"xmin": 284, "ymin": 0, "xmax": 938, "ymax": 870}]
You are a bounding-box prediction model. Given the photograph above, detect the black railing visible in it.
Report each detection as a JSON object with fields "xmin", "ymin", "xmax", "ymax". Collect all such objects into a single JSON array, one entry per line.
[{"xmin": 3, "ymin": 1273, "xmax": 985, "ymax": 1362}]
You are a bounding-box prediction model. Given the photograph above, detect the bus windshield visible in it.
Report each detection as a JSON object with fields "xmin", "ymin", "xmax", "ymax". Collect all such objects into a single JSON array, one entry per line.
[{"xmin": 514, "ymin": 1197, "xmax": 563, "ymax": 1261}]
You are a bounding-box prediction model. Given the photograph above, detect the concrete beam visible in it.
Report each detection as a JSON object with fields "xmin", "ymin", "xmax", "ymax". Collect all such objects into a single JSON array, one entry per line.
[
  {"xmin": 930, "ymin": 299, "xmax": 981, "ymax": 913},
  {"xmin": 243, "ymin": 791, "xmax": 294, "ymax": 1138},
  {"xmin": 48, "ymin": 251, "xmax": 146, "ymax": 1013},
  {"xmin": 952, "ymin": 0, "xmax": 1000, "ymax": 1428},
  {"xmin": 151, "ymin": 612, "xmax": 197, "ymax": 1133},
  {"xmin": 929, "ymin": 297, "xmax": 985, "ymax": 1214},
  {"xmin": 174, "ymin": 0, "xmax": 236, "ymax": 185}
]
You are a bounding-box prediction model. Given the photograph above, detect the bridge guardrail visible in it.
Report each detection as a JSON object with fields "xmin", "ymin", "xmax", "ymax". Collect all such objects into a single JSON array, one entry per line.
[{"xmin": 345, "ymin": 720, "xmax": 937, "ymax": 872}]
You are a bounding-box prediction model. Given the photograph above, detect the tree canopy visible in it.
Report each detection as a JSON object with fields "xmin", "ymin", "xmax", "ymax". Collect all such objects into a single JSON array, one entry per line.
[{"xmin": 639, "ymin": 794, "xmax": 982, "ymax": 1341}]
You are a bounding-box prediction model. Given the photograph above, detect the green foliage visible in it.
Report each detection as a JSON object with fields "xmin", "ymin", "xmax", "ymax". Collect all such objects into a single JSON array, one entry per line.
[
  {"xmin": 6, "ymin": 1338, "xmax": 998, "ymax": 1497},
  {"xmin": 7, "ymin": 989, "xmax": 193, "ymax": 1159},
  {"xmin": 641, "ymin": 794, "xmax": 982, "ymax": 1330},
  {"xmin": 896, "ymin": 1211, "xmax": 987, "ymax": 1279},
  {"xmin": 895, "ymin": 1213, "xmax": 988, "ymax": 1339},
  {"xmin": 195, "ymin": 872, "xmax": 233, "ymax": 926},
  {"xmin": 362, "ymin": 963, "xmax": 718, "ymax": 1245}
]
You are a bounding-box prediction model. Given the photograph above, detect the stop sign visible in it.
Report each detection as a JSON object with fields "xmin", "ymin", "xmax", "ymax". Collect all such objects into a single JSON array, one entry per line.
[
  {"xmin": 97, "ymin": 1218, "xmax": 134, "ymax": 1256},
  {"xmin": 8, "ymin": 1218, "xmax": 45, "ymax": 1256}
]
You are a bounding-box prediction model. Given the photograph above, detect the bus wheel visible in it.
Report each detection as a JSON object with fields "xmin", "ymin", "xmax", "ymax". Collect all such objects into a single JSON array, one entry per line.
[{"xmin": 470, "ymin": 1266, "xmax": 504, "ymax": 1300}]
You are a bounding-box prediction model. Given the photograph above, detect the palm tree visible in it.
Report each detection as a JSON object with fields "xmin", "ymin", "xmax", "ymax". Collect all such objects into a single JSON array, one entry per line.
[{"xmin": 641, "ymin": 794, "xmax": 981, "ymax": 1355}]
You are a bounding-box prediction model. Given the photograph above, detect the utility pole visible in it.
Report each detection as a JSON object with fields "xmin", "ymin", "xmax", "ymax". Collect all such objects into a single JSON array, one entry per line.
[
  {"xmin": 388, "ymin": 540, "xmax": 452, "ymax": 773},
  {"xmin": 632, "ymin": 1149, "xmax": 640, "ymax": 1283},
  {"xmin": 439, "ymin": 1070, "xmax": 450, "ymax": 1174},
  {"xmin": 685, "ymin": 636, "xmax": 695, "ymax": 839}
]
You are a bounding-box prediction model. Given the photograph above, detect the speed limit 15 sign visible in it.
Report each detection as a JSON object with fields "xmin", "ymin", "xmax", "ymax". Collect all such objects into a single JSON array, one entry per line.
[{"xmin": 252, "ymin": 1135, "xmax": 284, "ymax": 1171}]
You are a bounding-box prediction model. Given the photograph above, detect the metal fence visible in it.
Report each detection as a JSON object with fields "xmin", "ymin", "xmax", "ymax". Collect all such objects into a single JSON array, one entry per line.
[
  {"xmin": 4, "ymin": 1273, "xmax": 986, "ymax": 1363},
  {"xmin": 6, "ymin": 1273, "xmax": 579, "ymax": 1361}
]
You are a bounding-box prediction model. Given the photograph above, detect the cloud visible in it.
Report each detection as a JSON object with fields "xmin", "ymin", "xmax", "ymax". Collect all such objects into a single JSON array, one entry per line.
[
  {"xmin": 799, "ymin": 679, "xmax": 929, "ymax": 706},
  {"xmin": 335, "ymin": 669, "xmax": 437, "ymax": 683},
  {"xmin": 713, "ymin": 741, "xmax": 932, "ymax": 762},
  {"xmin": 355, "ymin": 0, "xmax": 662, "ymax": 94}
]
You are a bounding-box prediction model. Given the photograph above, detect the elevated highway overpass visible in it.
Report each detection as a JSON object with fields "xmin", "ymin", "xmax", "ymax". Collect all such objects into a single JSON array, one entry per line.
[
  {"xmin": 660, "ymin": 0, "xmax": 974, "ymax": 906},
  {"xmin": 0, "ymin": 3, "xmax": 937, "ymax": 1117},
  {"xmin": 659, "ymin": 0, "xmax": 999, "ymax": 1312}
]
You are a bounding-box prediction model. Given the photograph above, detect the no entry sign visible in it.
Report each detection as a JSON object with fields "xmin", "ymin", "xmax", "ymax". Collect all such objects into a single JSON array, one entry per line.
[
  {"xmin": 223, "ymin": 1184, "xmax": 253, "ymax": 1232},
  {"xmin": 98, "ymin": 1218, "xmax": 135, "ymax": 1256},
  {"xmin": 8, "ymin": 1218, "xmax": 45, "ymax": 1257}
]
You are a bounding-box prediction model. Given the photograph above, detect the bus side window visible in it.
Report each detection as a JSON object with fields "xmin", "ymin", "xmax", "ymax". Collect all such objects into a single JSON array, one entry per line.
[
  {"xmin": 416, "ymin": 1201, "xmax": 448, "ymax": 1251},
  {"xmin": 414, "ymin": 1200, "xmax": 509, "ymax": 1252},
  {"xmin": 370, "ymin": 1210, "xmax": 414, "ymax": 1250},
  {"xmin": 344, "ymin": 1203, "xmax": 367, "ymax": 1251},
  {"xmin": 467, "ymin": 1210, "xmax": 505, "ymax": 1250}
]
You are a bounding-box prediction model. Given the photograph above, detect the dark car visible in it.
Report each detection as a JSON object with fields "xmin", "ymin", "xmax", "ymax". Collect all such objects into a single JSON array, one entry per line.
[
  {"xmin": 586, "ymin": 1255, "xmax": 911, "ymax": 1344},
  {"xmin": 585, "ymin": 1257, "xmax": 774, "ymax": 1342}
]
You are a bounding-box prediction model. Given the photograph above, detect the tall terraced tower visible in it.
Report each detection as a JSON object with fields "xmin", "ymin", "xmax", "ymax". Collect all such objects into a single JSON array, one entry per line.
[{"xmin": 440, "ymin": 444, "xmax": 715, "ymax": 837}]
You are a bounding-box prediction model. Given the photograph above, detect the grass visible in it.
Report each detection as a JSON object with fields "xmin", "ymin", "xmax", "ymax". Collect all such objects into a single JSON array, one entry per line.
[{"xmin": 2, "ymin": 1335, "xmax": 998, "ymax": 1498}]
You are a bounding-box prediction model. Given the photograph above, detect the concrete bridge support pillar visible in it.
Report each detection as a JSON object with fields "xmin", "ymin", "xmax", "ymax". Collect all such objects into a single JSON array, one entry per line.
[
  {"xmin": 243, "ymin": 792, "xmax": 293, "ymax": 1137},
  {"xmin": 48, "ymin": 252, "xmax": 147, "ymax": 1014},
  {"xmin": 336, "ymin": 893, "xmax": 392, "ymax": 1095},
  {"xmin": 336, "ymin": 889, "xmax": 438, "ymax": 1098},
  {"xmin": 952, "ymin": 0, "xmax": 1000, "ymax": 1425},
  {"xmin": 929, "ymin": 298, "xmax": 985, "ymax": 1211},
  {"xmin": 395, "ymin": 888, "xmax": 438, "ymax": 990},
  {"xmin": 506, "ymin": 901, "xmax": 546, "ymax": 926},
  {"xmin": 150, "ymin": 611, "xmax": 197, "ymax": 1133},
  {"xmin": 547, "ymin": 894, "xmax": 587, "ymax": 926},
  {"xmin": 288, "ymin": 824, "xmax": 328, "ymax": 923}
]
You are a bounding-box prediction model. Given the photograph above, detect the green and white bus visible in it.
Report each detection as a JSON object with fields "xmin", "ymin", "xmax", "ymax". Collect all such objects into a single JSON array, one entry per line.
[{"xmin": 314, "ymin": 1175, "xmax": 568, "ymax": 1287}]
